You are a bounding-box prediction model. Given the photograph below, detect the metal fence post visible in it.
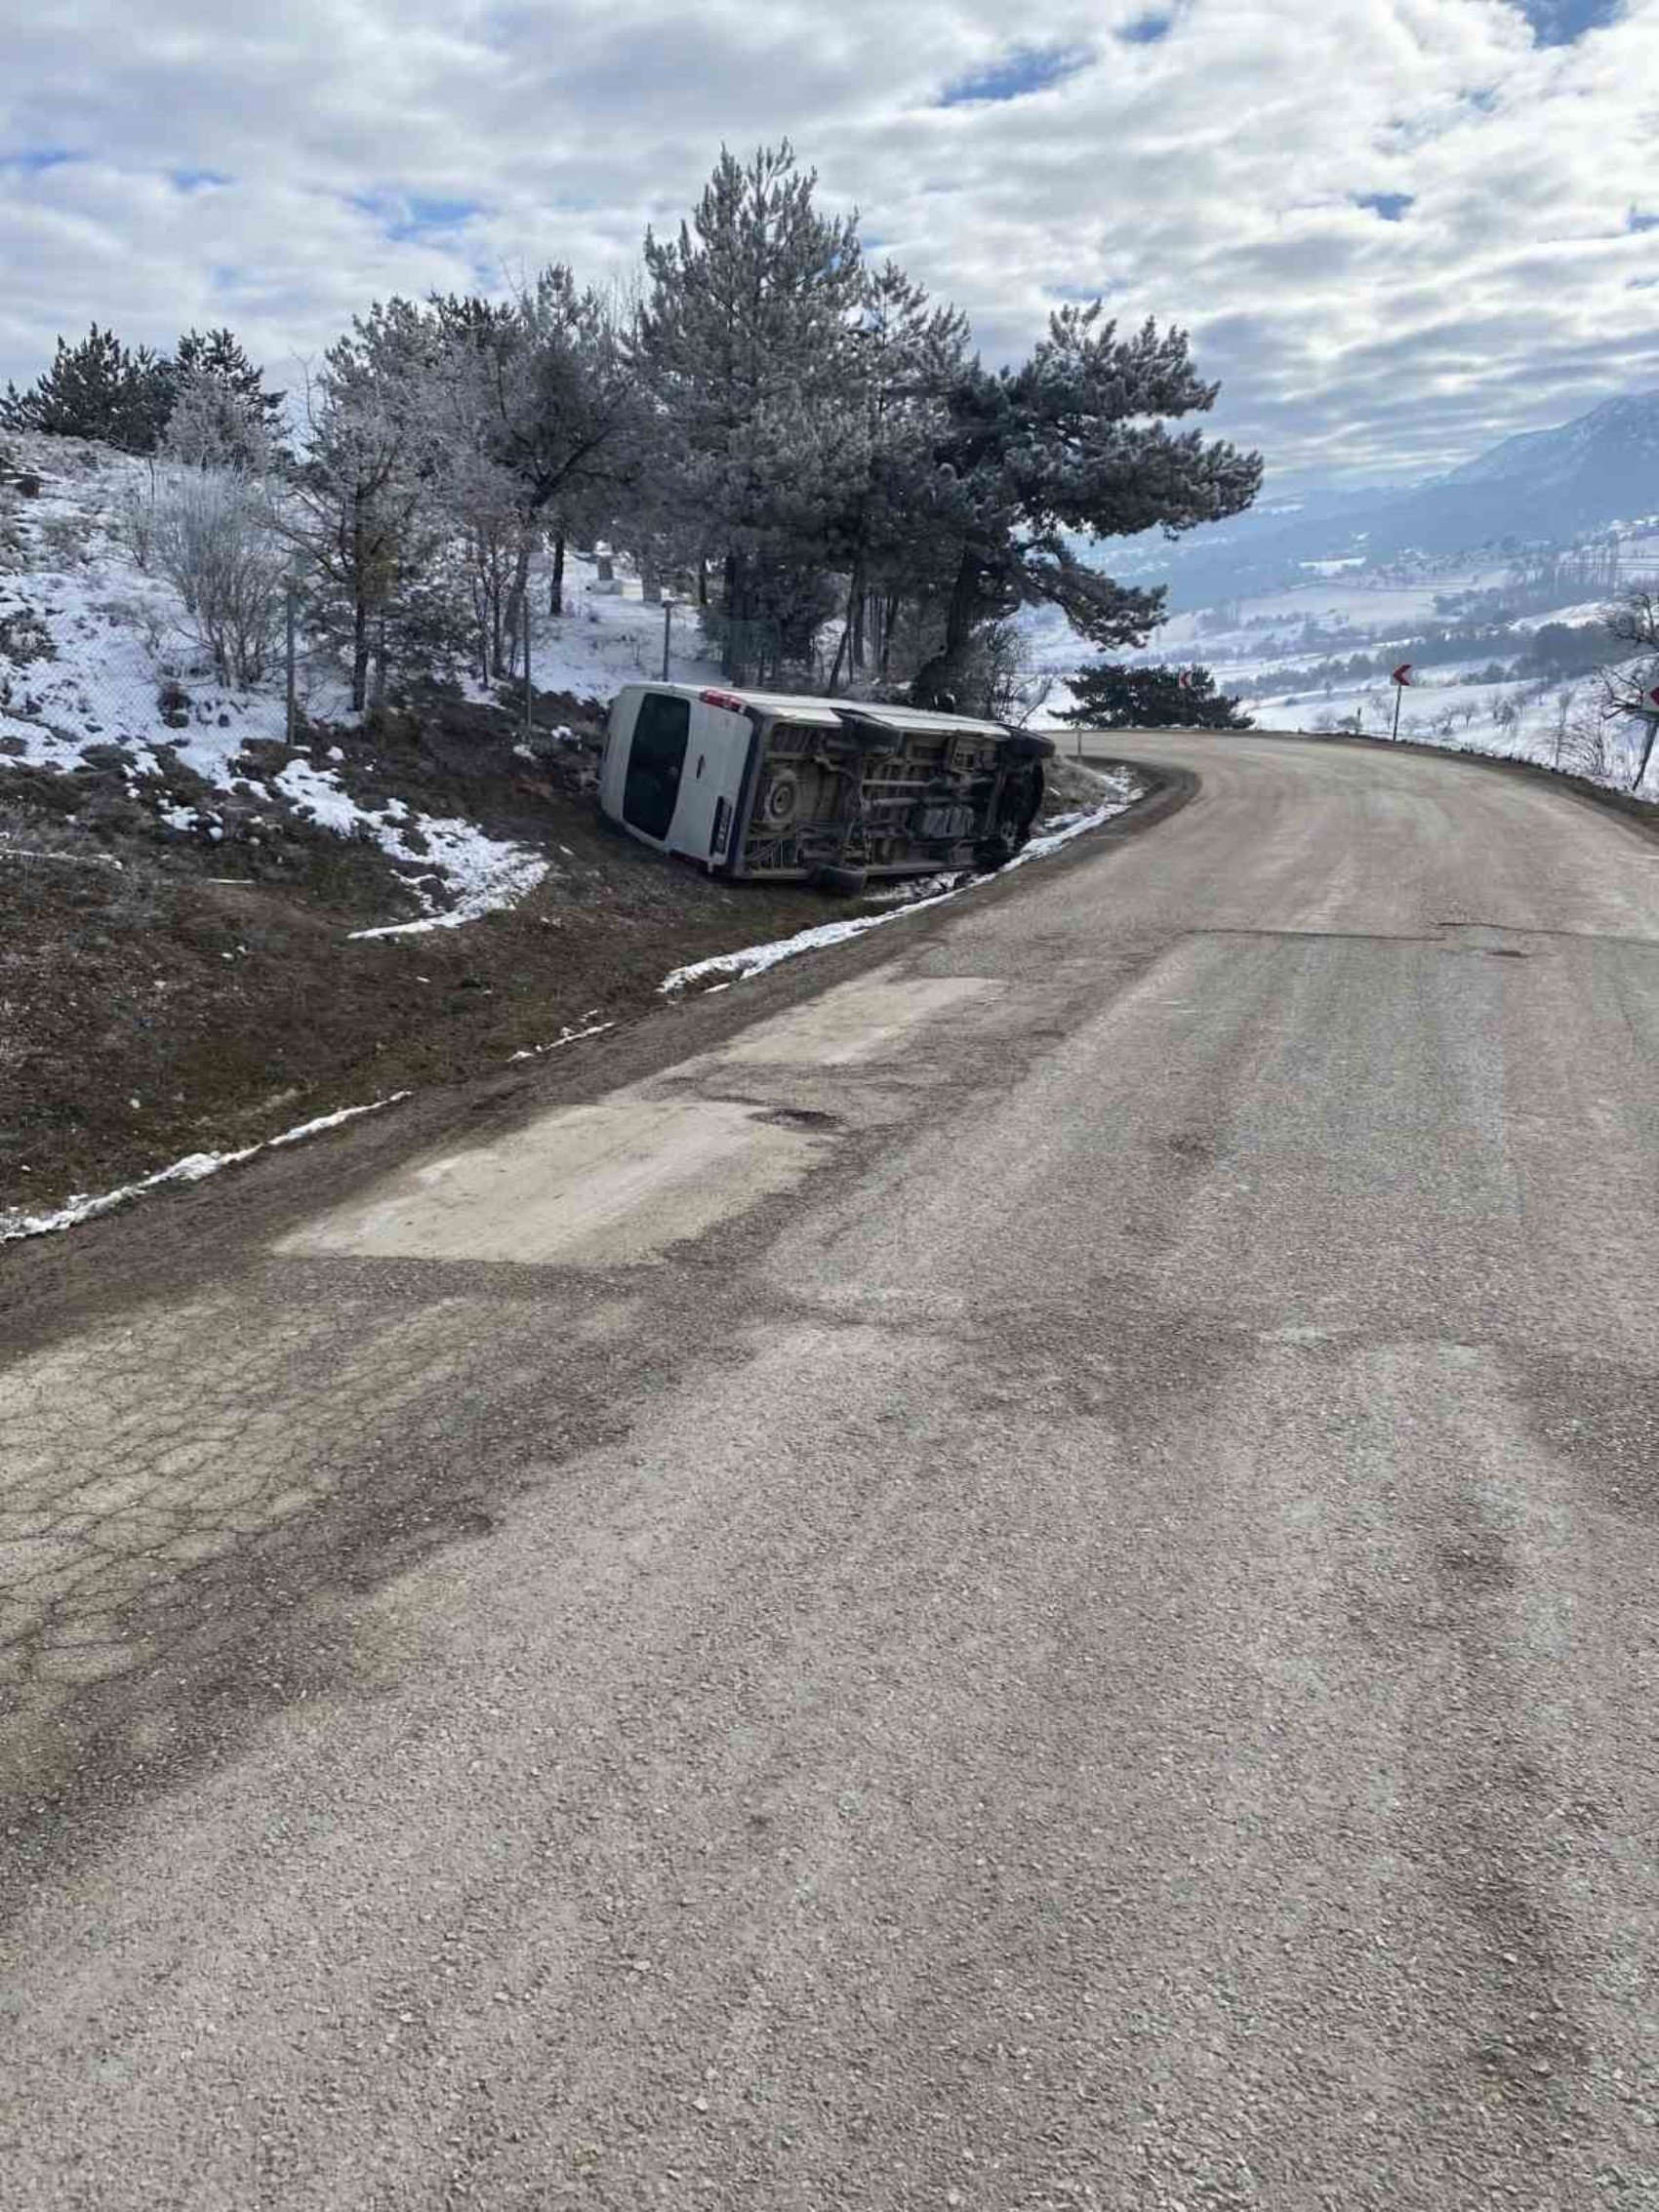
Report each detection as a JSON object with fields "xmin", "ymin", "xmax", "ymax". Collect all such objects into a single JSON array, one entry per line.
[{"xmin": 284, "ymin": 579, "xmax": 297, "ymax": 746}]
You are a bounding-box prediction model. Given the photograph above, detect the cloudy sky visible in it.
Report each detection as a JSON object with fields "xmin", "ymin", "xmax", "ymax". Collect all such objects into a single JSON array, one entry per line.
[{"xmin": 3, "ymin": 0, "xmax": 1655, "ymax": 490}]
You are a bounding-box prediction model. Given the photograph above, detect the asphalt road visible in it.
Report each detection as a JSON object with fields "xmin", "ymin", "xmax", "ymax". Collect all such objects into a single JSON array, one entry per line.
[{"xmin": 4, "ymin": 733, "xmax": 1659, "ymax": 2209}]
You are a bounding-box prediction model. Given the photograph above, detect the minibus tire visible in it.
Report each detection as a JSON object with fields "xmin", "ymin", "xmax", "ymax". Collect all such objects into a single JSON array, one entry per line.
[{"xmin": 813, "ymin": 863, "xmax": 870, "ymax": 897}]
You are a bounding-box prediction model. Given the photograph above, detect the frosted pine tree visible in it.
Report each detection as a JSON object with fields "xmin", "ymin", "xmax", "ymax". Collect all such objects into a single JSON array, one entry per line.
[
  {"xmin": 826, "ymin": 261, "xmax": 970, "ymax": 691},
  {"xmin": 636, "ymin": 143, "xmax": 868, "ymax": 681},
  {"xmin": 163, "ymin": 329, "xmax": 287, "ymax": 471},
  {"xmin": 285, "ymin": 302, "xmax": 443, "ymax": 710},
  {"xmin": 425, "ymin": 274, "xmax": 644, "ymax": 661}
]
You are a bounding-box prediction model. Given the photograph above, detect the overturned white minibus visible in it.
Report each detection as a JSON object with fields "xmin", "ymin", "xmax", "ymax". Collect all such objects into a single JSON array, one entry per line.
[{"xmin": 599, "ymin": 684, "xmax": 1054, "ymax": 894}]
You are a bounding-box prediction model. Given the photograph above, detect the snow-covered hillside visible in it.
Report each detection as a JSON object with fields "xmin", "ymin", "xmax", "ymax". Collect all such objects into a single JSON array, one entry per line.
[{"xmin": 0, "ymin": 433, "xmax": 729, "ymax": 923}]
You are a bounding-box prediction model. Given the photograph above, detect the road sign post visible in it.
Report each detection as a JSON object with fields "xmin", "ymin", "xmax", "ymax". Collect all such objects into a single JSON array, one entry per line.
[{"xmin": 1391, "ymin": 663, "xmax": 1413, "ymax": 743}]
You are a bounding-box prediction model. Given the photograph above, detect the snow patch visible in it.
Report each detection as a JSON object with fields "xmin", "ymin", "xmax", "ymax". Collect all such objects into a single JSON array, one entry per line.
[
  {"xmin": 348, "ymin": 849, "xmax": 550, "ymax": 939},
  {"xmin": 506, "ymin": 1016, "xmax": 614, "ymax": 1062},
  {"xmin": 1, "ymin": 1092, "xmax": 411, "ymax": 1245}
]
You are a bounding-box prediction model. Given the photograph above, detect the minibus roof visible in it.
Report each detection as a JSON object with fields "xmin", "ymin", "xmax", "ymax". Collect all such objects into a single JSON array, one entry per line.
[{"xmin": 633, "ymin": 683, "xmax": 1010, "ymax": 741}]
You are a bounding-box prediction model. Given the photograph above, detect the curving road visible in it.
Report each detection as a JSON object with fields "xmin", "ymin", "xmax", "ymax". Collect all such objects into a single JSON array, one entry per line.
[{"xmin": 4, "ymin": 732, "xmax": 1659, "ymax": 2208}]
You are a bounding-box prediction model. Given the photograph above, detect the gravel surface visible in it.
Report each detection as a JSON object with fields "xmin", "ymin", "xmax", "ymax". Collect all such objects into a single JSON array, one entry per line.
[{"xmin": 3, "ymin": 733, "xmax": 1658, "ymax": 2208}]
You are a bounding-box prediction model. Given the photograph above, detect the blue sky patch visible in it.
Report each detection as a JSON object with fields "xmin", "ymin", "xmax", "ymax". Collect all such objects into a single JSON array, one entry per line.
[
  {"xmin": 1512, "ymin": 0, "xmax": 1622, "ymax": 44},
  {"xmin": 7, "ymin": 148, "xmax": 76, "ymax": 174},
  {"xmin": 352, "ymin": 190, "xmax": 482, "ymax": 240},
  {"xmin": 1628, "ymin": 209, "xmax": 1659, "ymax": 232},
  {"xmin": 172, "ymin": 168, "xmax": 231, "ymax": 192},
  {"xmin": 1356, "ymin": 192, "xmax": 1413, "ymax": 222},
  {"xmin": 1118, "ymin": 12, "xmax": 1174, "ymax": 41},
  {"xmin": 405, "ymin": 196, "xmax": 480, "ymax": 229},
  {"xmin": 940, "ymin": 44, "xmax": 1090, "ymax": 104}
]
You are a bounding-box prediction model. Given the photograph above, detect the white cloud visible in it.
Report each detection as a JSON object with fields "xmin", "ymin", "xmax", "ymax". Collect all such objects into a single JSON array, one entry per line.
[{"xmin": 2, "ymin": 0, "xmax": 1656, "ymax": 487}]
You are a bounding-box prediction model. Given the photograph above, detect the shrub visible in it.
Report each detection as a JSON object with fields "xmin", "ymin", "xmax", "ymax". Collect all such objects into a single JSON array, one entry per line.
[
  {"xmin": 39, "ymin": 512, "xmax": 92, "ymax": 567},
  {"xmin": 156, "ymin": 679, "xmax": 191, "ymax": 727},
  {"xmin": 148, "ymin": 466, "xmax": 286, "ymax": 687},
  {"xmin": 1059, "ymin": 661, "xmax": 1252, "ymax": 730},
  {"xmin": 0, "ymin": 608, "xmax": 55, "ymax": 665}
]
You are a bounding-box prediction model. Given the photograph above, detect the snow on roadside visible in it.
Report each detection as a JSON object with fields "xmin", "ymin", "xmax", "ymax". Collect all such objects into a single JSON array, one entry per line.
[
  {"xmin": 1002, "ymin": 791, "xmax": 1140, "ymax": 869},
  {"xmin": 0, "ymin": 1092, "xmax": 411, "ymax": 1245},
  {"xmin": 660, "ymin": 885, "xmax": 970, "ymax": 994},
  {"xmin": 506, "ymin": 1016, "xmax": 615, "ymax": 1062},
  {"xmin": 1, "ymin": 999, "xmax": 627, "ymax": 1245},
  {"xmin": 658, "ymin": 779, "xmax": 1143, "ymax": 996},
  {"xmin": 864, "ymin": 869, "xmax": 963, "ymax": 905},
  {"xmin": 266, "ymin": 758, "xmax": 553, "ymax": 930},
  {"xmin": 1, "ymin": 648, "xmax": 553, "ymax": 929}
]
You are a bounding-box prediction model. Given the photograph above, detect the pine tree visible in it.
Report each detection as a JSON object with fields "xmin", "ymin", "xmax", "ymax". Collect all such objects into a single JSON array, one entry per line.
[
  {"xmin": 913, "ymin": 303, "xmax": 1262, "ymax": 703},
  {"xmin": 825, "ymin": 262, "xmax": 970, "ymax": 691},
  {"xmin": 484, "ymin": 268, "xmax": 643, "ymax": 655},
  {"xmin": 2, "ymin": 321, "xmax": 284, "ymax": 460},
  {"xmin": 172, "ymin": 328, "xmax": 287, "ymax": 426},
  {"xmin": 284, "ymin": 302, "xmax": 442, "ymax": 711},
  {"xmin": 420, "ymin": 272, "xmax": 644, "ymax": 673},
  {"xmin": 164, "ymin": 328, "xmax": 287, "ymax": 468},
  {"xmin": 415, "ymin": 293, "xmax": 541, "ymax": 678},
  {"xmin": 0, "ymin": 324, "xmax": 174, "ymax": 451},
  {"xmin": 636, "ymin": 143, "xmax": 867, "ymax": 681},
  {"xmin": 1057, "ymin": 661, "xmax": 1252, "ymax": 731}
]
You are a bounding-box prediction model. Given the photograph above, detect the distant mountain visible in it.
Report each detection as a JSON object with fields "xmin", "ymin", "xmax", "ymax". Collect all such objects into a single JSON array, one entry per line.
[
  {"xmin": 1440, "ymin": 392, "xmax": 1659, "ymax": 500},
  {"xmin": 1113, "ymin": 391, "xmax": 1659, "ymax": 610}
]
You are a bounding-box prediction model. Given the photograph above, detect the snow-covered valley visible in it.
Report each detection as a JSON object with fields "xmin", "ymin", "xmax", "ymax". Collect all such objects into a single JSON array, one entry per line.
[{"xmin": 1030, "ymin": 538, "xmax": 1659, "ymax": 797}]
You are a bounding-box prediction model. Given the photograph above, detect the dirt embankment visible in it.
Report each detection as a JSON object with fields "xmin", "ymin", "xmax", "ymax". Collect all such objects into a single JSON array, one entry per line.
[{"xmin": 2, "ymin": 700, "xmax": 1113, "ymax": 1218}]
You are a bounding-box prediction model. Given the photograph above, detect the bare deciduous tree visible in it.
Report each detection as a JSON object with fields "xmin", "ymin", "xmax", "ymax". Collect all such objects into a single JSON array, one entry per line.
[
  {"xmin": 149, "ymin": 465, "xmax": 285, "ymax": 686},
  {"xmin": 1597, "ymin": 588, "xmax": 1659, "ymax": 789}
]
